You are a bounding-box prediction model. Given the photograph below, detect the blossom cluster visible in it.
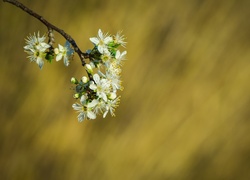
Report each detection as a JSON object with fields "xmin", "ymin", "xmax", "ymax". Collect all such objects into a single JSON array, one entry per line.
[
  {"xmin": 23, "ymin": 29, "xmax": 126, "ymax": 122},
  {"xmin": 71, "ymin": 29, "xmax": 127, "ymax": 122},
  {"xmin": 24, "ymin": 32, "xmax": 74, "ymax": 69},
  {"xmin": 24, "ymin": 32, "xmax": 51, "ymax": 69}
]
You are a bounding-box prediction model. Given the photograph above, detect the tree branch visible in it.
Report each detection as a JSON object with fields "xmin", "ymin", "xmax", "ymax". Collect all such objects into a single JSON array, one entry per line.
[{"xmin": 3, "ymin": 0, "xmax": 89, "ymax": 66}]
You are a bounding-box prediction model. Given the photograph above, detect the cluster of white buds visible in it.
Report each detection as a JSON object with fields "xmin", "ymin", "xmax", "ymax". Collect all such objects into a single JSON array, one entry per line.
[
  {"xmin": 71, "ymin": 29, "xmax": 127, "ymax": 122},
  {"xmin": 24, "ymin": 31, "xmax": 74, "ymax": 69}
]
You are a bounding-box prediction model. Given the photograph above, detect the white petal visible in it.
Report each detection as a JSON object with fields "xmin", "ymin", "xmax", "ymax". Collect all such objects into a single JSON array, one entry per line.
[
  {"xmin": 88, "ymin": 99, "xmax": 98, "ymax": 108},
  {"xmin": 89, "ymin": 84, "xmax": 97, "ymax": 90},
  {"xmin": 87, "ymin": 111, "xmax": 96, "ymax": 119},
  {"xmin": 58, "ymin": 44, "xmax": 64, "ymax": 51},
  {"xmin": 115, "ymin": 50, "xmax": 120, "ymax": 59},
  {"xmin": 98, "ymin": 46, "xmax": 104, "ymax": 54},
  {"xmin": 78, "ymin": 112, "xmax": 85, "ymax": 122},
  {"xmin": 36, "ymin": 57, "xmax": 44, "ymax": 69},
  {"xmin": 43, "ymin": 43, "xmax": 50, "ymax": 49},
  {"xmin": 104, "ymin": 36, "xmax": 112, "ymax": 44},
  {"xmin": 98, "ymin": 70, "xmax": 106, "ymax": 78},
  {"xmin": 121, "ymin": 51, "xmax": 127, "ymax": 56},
  {"xmin": 101, "ymin": 92, "xmax": 108, "ymax": 102},
  {"xmin": 72, "ymin": 103, "xmax": 82, "ymax": 111},
  {"xmin": 101, "ymin": 79, "xmax": 110, "ymax": 88},
  {"xmin": 79, "ymin": 96, "xmax": 86, "ymax": 105},
  {"xmin": 64, "ymin": 56, "xmax": 69, "ymax": 66},
  {"xmin": 93, "ymin": 74, "xmax": 100, "ymax": 84},
  {"xmin": 116, "ymin": 50, "xmax": 127, "ymax": 60},
  {"xmin": 103, "ymin": 110, "xmax": 108, "ymax": 118},
  {"xmin": 98, "ymin": 29, "xmax": 103, "ymax": 39},
  {"xmin": 56, "ymin": 54, "xmax": 62, "ymax": 61},
  {"xmin": 24, "ymin": 45, "xmax": 31, "ymax": 50},
  {"xmin": 103, "ymin": 48, "xmax": 110, "ymax": 55},
  {"xmin": 89, "ymin": 37, "xmax": 99, "ymax": 45}
]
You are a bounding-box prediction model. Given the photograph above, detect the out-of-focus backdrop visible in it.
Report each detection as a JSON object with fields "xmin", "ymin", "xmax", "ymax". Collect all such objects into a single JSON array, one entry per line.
[{"xmin": 1, "ymin": 0, "xmax": 250, "ymax": 179}]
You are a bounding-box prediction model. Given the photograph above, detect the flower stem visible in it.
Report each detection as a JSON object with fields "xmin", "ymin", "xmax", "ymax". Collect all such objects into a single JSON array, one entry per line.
[{"xmin": 3, "ymin": 0, "xmax": 88, "ymax": 66}]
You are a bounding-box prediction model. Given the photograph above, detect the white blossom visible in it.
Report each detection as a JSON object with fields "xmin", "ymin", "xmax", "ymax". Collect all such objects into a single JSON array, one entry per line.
[
  {"xmin": 89, "ymin": 29, "xmax": 112, "ymax": 54},
  {"xmin": 113, "ymin": 31, "xmax": 126, "ymax": 47},
  {"xmin": 24, "ymin": 32, "xmax": 50, "ymax": 69},
  {"xmin": 103, "ymin": 97, "xmax": 120, "ymax": 118},
  {"xmin": 89, "ymin": 74, "xmax": 110, "ymax": 102},
  {"xmin": 72, "ymin": 99, "xmax": 98, "ymax": 122},
  {"xmin": 54, "ymin": 44, "xmax": 71, "ymax": 66},
  {"xmin": 72, "ymin": 29, "xmax": 127, "ymax": 121},
  {"xmin": 115, "ymin": 50, "xmax": 127, "ymax": 65},
  {"xmin": 106, "ymin": 73, "xmax": 122, "ymax": 91}
]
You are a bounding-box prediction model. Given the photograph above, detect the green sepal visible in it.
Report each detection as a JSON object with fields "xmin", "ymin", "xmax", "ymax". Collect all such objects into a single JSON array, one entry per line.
[
  {"xmin": 108, "ymin": 42, "xmax": 120, "ymax": 49},
  {"xmin": 45, "ymin": 52, "xmax": 54, "ymax": 63}
]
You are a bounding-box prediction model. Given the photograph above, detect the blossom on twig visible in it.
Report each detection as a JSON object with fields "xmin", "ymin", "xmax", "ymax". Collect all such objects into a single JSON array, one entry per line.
[
  {"xmin": 24, "ymin": 32, "xmax": 50, "ymax": 69},
  {"xmin": 71, "ymin": 29, "xmax": 127, "ymax": 122}
]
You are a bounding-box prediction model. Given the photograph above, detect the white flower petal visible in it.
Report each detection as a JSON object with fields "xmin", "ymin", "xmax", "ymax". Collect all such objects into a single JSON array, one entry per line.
[
  {"xmin": 78, "ymin": 112, "xmax": 85, "ymax": 122},
  {"xmin": 64, "ymin": 56, "xmax": 69, "ymax": 66},
  {"xmin": 89, "ymin": 84, "xmax": 97, "ymax": 91},
  {"xmin": 56, "ymin": 54, "xmax": 63, "ymax": 61},
  {"xmin": 37, "ymin": 57, "xmax": 44, "ymax": 69},
  {"xmin": 103, "ymin": 110, "xmax": 108, "ymax": 118},
  {"xmin": 72, "ymin": 103, "xmax": 82, "ymax": 111},
  {"xmin": 115, "ymin": 50, "xmax": 121, "ymax": 59},
  {"xmin": 24, "ymin": 45, "xmax": 31, "ymax": 50},
  {"xmin": 42, "ymin": 42, "xmax": 50, "ymax": 49},
  {"xmin": 89, "ymin": 37, "xmax": 99, "ymax": 45},
  {"xmin": 88, "ymin": 99, "xmax": 98, "ymax": 108},
  {"xmin": 101, "ymin": 92, "xmax": 108, "ymax": 102},
  {"xmin": 58, "ymin": 44, "xmax": 64, "ymax": 51},
  {"xmin": 98, "ymin": 29, "xmax": 103, "ymax": 39},
  {"xmin": 87, "ymin": 111, "xmax": 96, "ymax": 119},
  {"xmin": 80, "ymin": 95, "xmax": 87, "ymax": 105},
  {"xmin": 98, "ymin": 46, "xmax": 104, "ymax": 54},
  {"xmin": 93, "ymin": 74, "xmax": 100, "ymax": 84},
  {"xmin": 104, "ymin": 36, "xmax": 112, "ymax": 44},
  {"xmin": 121, "ymin": 51, "xmax": 127, "ymax": 56}
]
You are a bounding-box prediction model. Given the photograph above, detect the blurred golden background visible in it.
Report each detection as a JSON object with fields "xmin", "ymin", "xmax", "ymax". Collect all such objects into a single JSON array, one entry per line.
[{"xmin": 1, "ymin": 0, "xmax": 250, "ymax": 179}]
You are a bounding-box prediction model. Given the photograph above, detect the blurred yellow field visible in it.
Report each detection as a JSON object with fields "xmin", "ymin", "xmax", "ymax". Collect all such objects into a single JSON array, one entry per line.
[{"xmin": 1, "ymin": 0, "xmax": 250, "ymax": 179}]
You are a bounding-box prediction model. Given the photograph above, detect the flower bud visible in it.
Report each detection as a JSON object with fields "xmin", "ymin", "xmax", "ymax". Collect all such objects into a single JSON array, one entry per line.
[
  {"xmin": 49, "ymin": 32, "xmax": 54, "ymax": 38},
  {"xmin": 73, "ymin": 93, "xmax": 80, "ymax": 99},
  {"xmin": 81, "ymin": 76, "xmax": 88, "ymax": 83},
  {"xmin": 71, "ymin": 77, "xmax": 78, "ymax": 84},
  {"xmin": 54, "ymin": 48, "xmax": 59, "ymax": 55},
  {"xmin": 85, "ymin": 64, "xmax": 93, "ymax": 74}
]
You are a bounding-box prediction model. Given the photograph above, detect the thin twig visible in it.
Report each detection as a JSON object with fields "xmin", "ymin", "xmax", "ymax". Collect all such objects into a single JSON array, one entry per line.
[{"xmin": 3, "ymin": 0, "xmax": 89, "ymax": 66}]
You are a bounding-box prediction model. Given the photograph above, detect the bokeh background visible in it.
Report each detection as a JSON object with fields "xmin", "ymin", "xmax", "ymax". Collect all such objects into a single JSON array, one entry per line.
[{"xmin": 1, "ymin": 0, "xmax": 250, "ymax": 179}]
